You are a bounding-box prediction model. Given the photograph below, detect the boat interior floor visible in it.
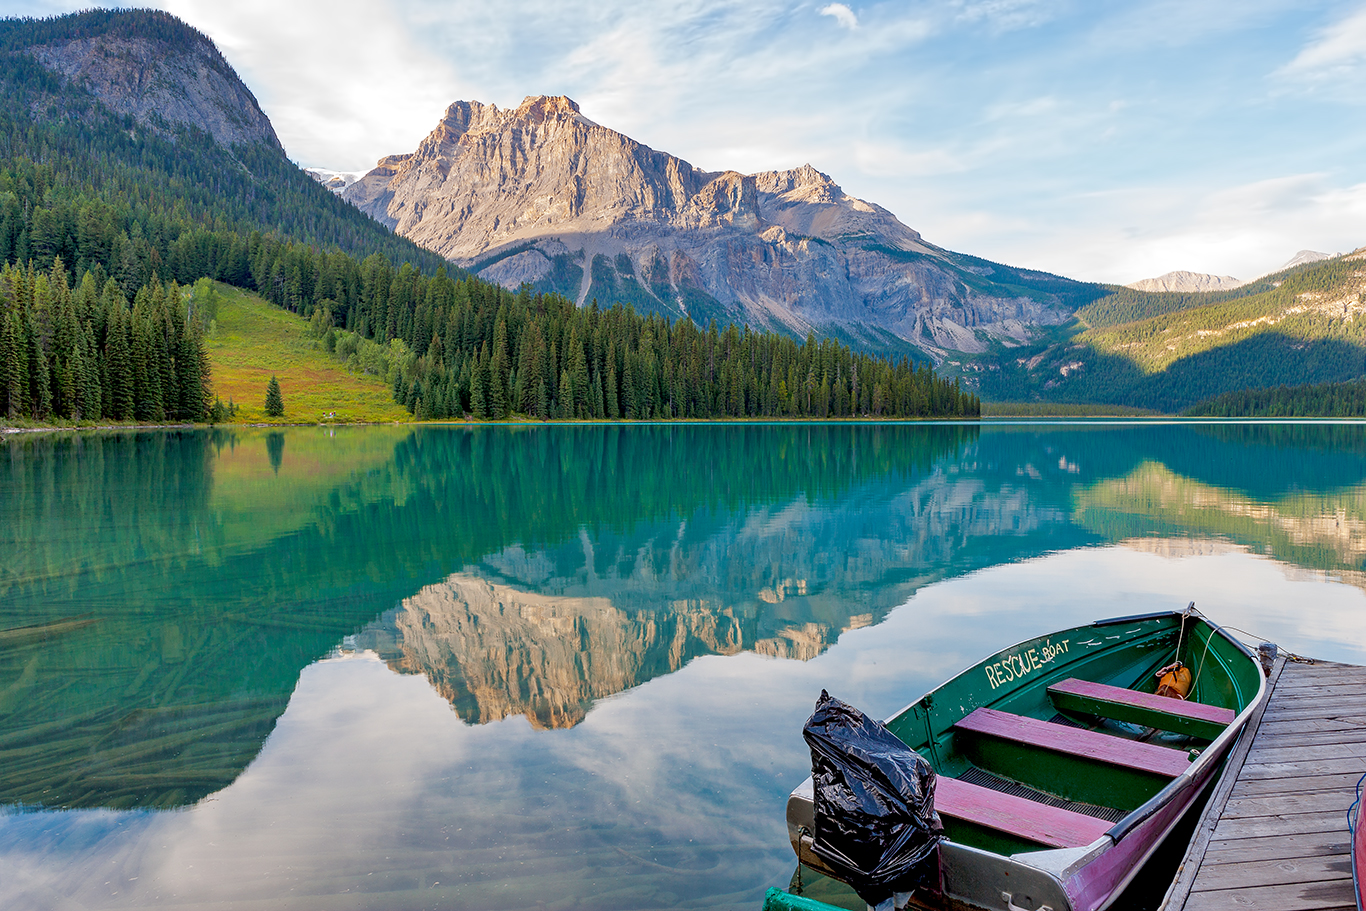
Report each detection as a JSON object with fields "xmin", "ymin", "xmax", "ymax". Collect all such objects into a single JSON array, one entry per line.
[{"xmin": 934, "ymin": 677, "xmax": 1234, "ymax": 851}]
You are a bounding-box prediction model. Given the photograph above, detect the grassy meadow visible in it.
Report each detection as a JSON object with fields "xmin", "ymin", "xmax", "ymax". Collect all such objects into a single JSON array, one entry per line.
[{"xmin": 203, "ymin": 283, "xmax": 414, "ymax": 424}]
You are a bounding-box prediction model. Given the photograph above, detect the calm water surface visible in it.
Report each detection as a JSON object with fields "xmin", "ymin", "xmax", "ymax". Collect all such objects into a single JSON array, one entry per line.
[{"xmin": 1, "ymin": 422, "xmax": 1364, "ymax": 910}]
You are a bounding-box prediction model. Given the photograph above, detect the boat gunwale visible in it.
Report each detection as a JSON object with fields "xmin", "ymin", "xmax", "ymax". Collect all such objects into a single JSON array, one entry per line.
[{"xmin": 879, "ymin": 609, "xmax": 1189, "ymax": 737}]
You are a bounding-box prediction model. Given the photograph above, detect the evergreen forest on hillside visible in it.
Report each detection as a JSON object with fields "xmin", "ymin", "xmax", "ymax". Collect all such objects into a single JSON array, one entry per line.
[
  {"xmin": 1186, "ymin": 378, "xmax": 1366, "ymax": 418},
  {"xmin": 954, "ymin": 252, "xmax": 1366, "ymax": 412},
  {"xmin": 319, "ymin": 282, "xmax": 977, "ymax": 420},
  {"xmin": 0, "ymin": 260, "xmax": 209, "ymax": 422},
  {"xmin": 0, "ymin": 9, "xmax": 977, "ymax": 423}
]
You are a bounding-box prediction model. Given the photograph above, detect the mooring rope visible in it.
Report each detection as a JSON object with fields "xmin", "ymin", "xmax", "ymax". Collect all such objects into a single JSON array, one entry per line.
[{"xmin": 1216, "ymin": 624, "xmax": 1316, "ymax": 664}]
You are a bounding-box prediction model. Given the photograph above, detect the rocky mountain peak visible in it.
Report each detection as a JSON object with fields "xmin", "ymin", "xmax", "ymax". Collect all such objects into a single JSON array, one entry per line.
[
  {"xmin": 24, "ymin": 15, "xmax": 280, "ymax": 149},
  {"xmin": 514, "ymin": 94, "xmax": 582, "ymax": 122},
  {"xmin": 754, "ymin": 163, "xmax": 837, "ymax": 195},
  {"xmin": 342, "ymin": 96, "xmax": 1081, "ymax": 356}
]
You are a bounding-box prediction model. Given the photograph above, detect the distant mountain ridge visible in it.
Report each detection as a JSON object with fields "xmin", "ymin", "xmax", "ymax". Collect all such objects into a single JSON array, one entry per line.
[
  {"xmin": 343, "ymin": 95, "xmax": 1103, "ymax": 356},
  {"xmin": 1277, "ymin": 250, "xmax": 1334, "ymax": 272},
  {"xmin": 1126, "ymin": 271, "xmax": 1245, "ymax": 293},
  {"xmin": 1123, "ymin": 252, "xmax": 1337, "ymax": 295}
]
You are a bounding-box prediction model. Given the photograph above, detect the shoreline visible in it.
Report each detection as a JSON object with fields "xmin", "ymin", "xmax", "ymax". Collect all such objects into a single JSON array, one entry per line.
[{"xmin": 7, "ymin": 415, "xmax": 1366, "ymax": 436}]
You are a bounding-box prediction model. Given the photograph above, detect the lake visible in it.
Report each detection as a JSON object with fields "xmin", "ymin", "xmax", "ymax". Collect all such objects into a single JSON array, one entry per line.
[{"xmin": 2, "ymin": 421, "xmax": 1364, "ymax": 910}]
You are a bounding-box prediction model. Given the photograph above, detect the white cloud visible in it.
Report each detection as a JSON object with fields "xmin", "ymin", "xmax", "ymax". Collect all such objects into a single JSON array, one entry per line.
[
  {"xmin": 153, "ymin": 0, "xmax": 466, "ymax": 170},
  {"xmin": 951, "ymin": 0, "xmax": 1057, "ymax": 31},
  {"xmin": 819, "ymin": 3, "xmax": 858, "ymax": 29},
  {"xmin": 1276, "ymin": 3, "xmax": 1366, "ymax": 82},
  {"xmin": 976, "ymin": 173, "xmax": 1366, "ymax": 283}
]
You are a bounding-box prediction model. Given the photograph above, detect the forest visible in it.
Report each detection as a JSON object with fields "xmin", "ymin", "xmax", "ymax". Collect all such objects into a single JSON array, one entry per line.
[
  {"xmin": 0, "ymin": 259, "xmax": 209, "ymax": 422},
  {"xmin": 1186, "ymin": 378, "xmax": 1366, "ymax": 418}
]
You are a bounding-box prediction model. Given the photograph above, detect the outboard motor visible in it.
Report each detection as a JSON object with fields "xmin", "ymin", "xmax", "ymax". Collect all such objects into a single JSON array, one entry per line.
[{"xmin": 802, "ymin": 690, "xmax": 943, "ymax": 910}]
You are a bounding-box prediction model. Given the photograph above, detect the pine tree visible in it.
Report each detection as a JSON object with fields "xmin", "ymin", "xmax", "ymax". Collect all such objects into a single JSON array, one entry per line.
[
  {"xmin": 2, "ymin": 311, "xmax": 29, "ymax": 419},
  {"xmin": 558, "ymin": 368, "xmax": 573, "ymax": 418},
  {"xmin": 605, "ymin": 362, "xmax": 619, "ymax": 419},
  {"xmin": 471, "ymin": 345, "xmax": 490, "ymax": 419},
  {"xmin": 25, "ymin": 312, "xmax": 51, "ymax": 420},
  {"xmin": 264, "ymin": 375, "xmax": 284, "ymax": 417},
  {"xmin": 107, "ymin": 309, "xmax": 134, "ymax": 421},
  {"xmin": 490, "ymin": 315, "xmax": 510, "ymax": 418},
  {"xmin": 79, "ymin": 322, "xmax": 101, "ymax": 420}
]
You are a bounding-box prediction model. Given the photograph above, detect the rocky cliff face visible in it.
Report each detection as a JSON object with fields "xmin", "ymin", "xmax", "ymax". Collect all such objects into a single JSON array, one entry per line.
[
  {"xmin": 28, "ymin": 32, "xmax": 280, "ymax": 149},
  {"xmin": 345, "ymin": 95, "xmax": 1083, "ymax": 356}
]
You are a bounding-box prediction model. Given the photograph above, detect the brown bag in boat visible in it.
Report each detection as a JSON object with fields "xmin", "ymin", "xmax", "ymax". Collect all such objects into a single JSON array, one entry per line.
[{"xmin": 1155, "ymin": 661, "xmax": 1192, "ymax": 699}]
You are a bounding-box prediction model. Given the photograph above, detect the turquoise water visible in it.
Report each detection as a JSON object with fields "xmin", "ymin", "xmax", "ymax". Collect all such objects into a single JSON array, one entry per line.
[{"xmin": 1, "ymin": 422, "xmax": 1364, "ymax": 909}]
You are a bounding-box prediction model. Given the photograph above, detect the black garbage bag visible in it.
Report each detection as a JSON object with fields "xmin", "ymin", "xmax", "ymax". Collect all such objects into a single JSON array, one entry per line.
[{"xmin": 802, "ymin": 690, "xmax": 943, "ymax": 906}]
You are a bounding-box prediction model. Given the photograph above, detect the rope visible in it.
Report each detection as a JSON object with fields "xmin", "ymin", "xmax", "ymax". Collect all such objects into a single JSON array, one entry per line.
[
  {"xmin": 1217, "ymin": 624, "xmax": 1317, "ymax": 664},
  {"xmin": 1191, "ymin": 624, "xmax": 1217, "ymax": 702},
  {"xmin": 1175, "ymin": 601, "xmax": 1193, "ymax": 664},
  {"xmin": 1349, "ymin": 772, "xmax": 1365, "ymax": 836}
]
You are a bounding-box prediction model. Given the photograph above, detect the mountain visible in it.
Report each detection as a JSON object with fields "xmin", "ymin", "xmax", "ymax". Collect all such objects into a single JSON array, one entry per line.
[
  {"xmin": 0, "ymin": 9, "xmax": 447, "ymax": 279},
  {"xmin": 955, "ymin": 249, "xmax": 1366, "ymax": 411},
  {"xmin": 305, "ymin": 167, "xmax": 366, "ymax": 193},
  {"xmin": 343, "ymin": 95, "xmax": 1104, "ymax": 356},
  {"xmin": 1277, "ymin": 250, "xmax": 1333, "ymax": 272},
  {"xmin": 1125, "ymin": 270, "xmax": 1244, "ymax": 293},
  {"xmin": 21, "ymin": 19, "xmax": 280, "ymax": 149}
]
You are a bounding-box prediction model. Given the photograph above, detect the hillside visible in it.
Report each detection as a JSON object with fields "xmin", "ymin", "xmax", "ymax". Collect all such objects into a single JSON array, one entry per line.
[
  {"xmin": 343, "ymin": 95, "xmax": 1106, "ymax": 357},
  {"xmin": 950, "ymin": 250, "xmax": 1366, "ymax": 411},
  {"xmin": 202, "ymin": 282, "xmax": 412, "ymax": 424}
]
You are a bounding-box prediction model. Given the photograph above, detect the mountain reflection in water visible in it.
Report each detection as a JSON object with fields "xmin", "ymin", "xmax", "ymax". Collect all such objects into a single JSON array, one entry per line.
[{"xmin": 0, "ymin": 421, "xmax": 1364, "ymax": 833}]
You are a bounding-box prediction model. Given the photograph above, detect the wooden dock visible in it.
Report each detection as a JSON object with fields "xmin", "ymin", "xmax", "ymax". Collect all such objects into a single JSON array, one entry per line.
[{"xmin": 1162, "ymin": 657, "xmax": 1365, "ymax": 911}]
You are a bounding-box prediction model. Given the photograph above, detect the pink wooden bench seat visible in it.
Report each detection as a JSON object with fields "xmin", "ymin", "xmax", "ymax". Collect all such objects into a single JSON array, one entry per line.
[
  {"xmin": 934, "ymin": 776, "xmax": 1112, "ymax": 849},
  {"xmin": 1046, "ymin": 678, "xmax": 1234, "ymax": 740},
  {"xmin": 954, "ymin": 707, "xmax": 1192, "ymax": 778}
]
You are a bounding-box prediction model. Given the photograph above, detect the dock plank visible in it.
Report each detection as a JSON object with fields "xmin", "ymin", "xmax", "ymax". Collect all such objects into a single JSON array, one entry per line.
[
  {"xmin": 1260, "ymin": 696, "xmax": 1366, "ymax": 714},
  {"xmin": 1232, "ymin": 772, "xmax": 1366, "ymax": 798},
  {"xmin": 1218, "ymin": 791, "xmax": 1357, "ymax": 818},
  {"xmin": 1190, "ymin": 853, "xmax": 1351, "ymax": 890},
  {"xmin": 1273, "ymin": 682, "xmax": 1366, "ymax": 695},
  {"xmin": 1237, "ymin": 757, "xmax": 1366, "ymax": 779},
  {"xmin": 1251, "ymin": 729, "xmax": 1366, "ymax": 748},
  {"xmin": 1162, "ymin": 658, "xmax": 1366, "ymax": 911},
  {"xmin": 1243, "ymin": 740, "xmax": 1366, "ymax": 762},
  {"xmin": 1183, "ymin": 880, "xmax": 1356, "ymax": 911},
  {"xmin": 1256, "ymin": 718, "xmax": 1366, "ymax": 736},
  {"xmin": 1202, "ymin": 809, "xmax": 1348, "ymax": 840},
  {"xmin": 1202, "ymin": 832, "xmax": 1351, "ymax": 864}
]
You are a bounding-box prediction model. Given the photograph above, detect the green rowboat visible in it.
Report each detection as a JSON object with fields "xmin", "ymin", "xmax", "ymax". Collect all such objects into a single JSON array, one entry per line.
[{"xmin": 783, "ymin": 608, "xmax": 1267, "ymax": 911}]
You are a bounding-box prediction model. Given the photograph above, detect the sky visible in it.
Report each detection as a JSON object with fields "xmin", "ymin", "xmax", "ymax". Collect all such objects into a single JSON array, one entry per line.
[{"xmin": 6, "ymin": 0, "xmax": 1366, "ymax": 284}]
